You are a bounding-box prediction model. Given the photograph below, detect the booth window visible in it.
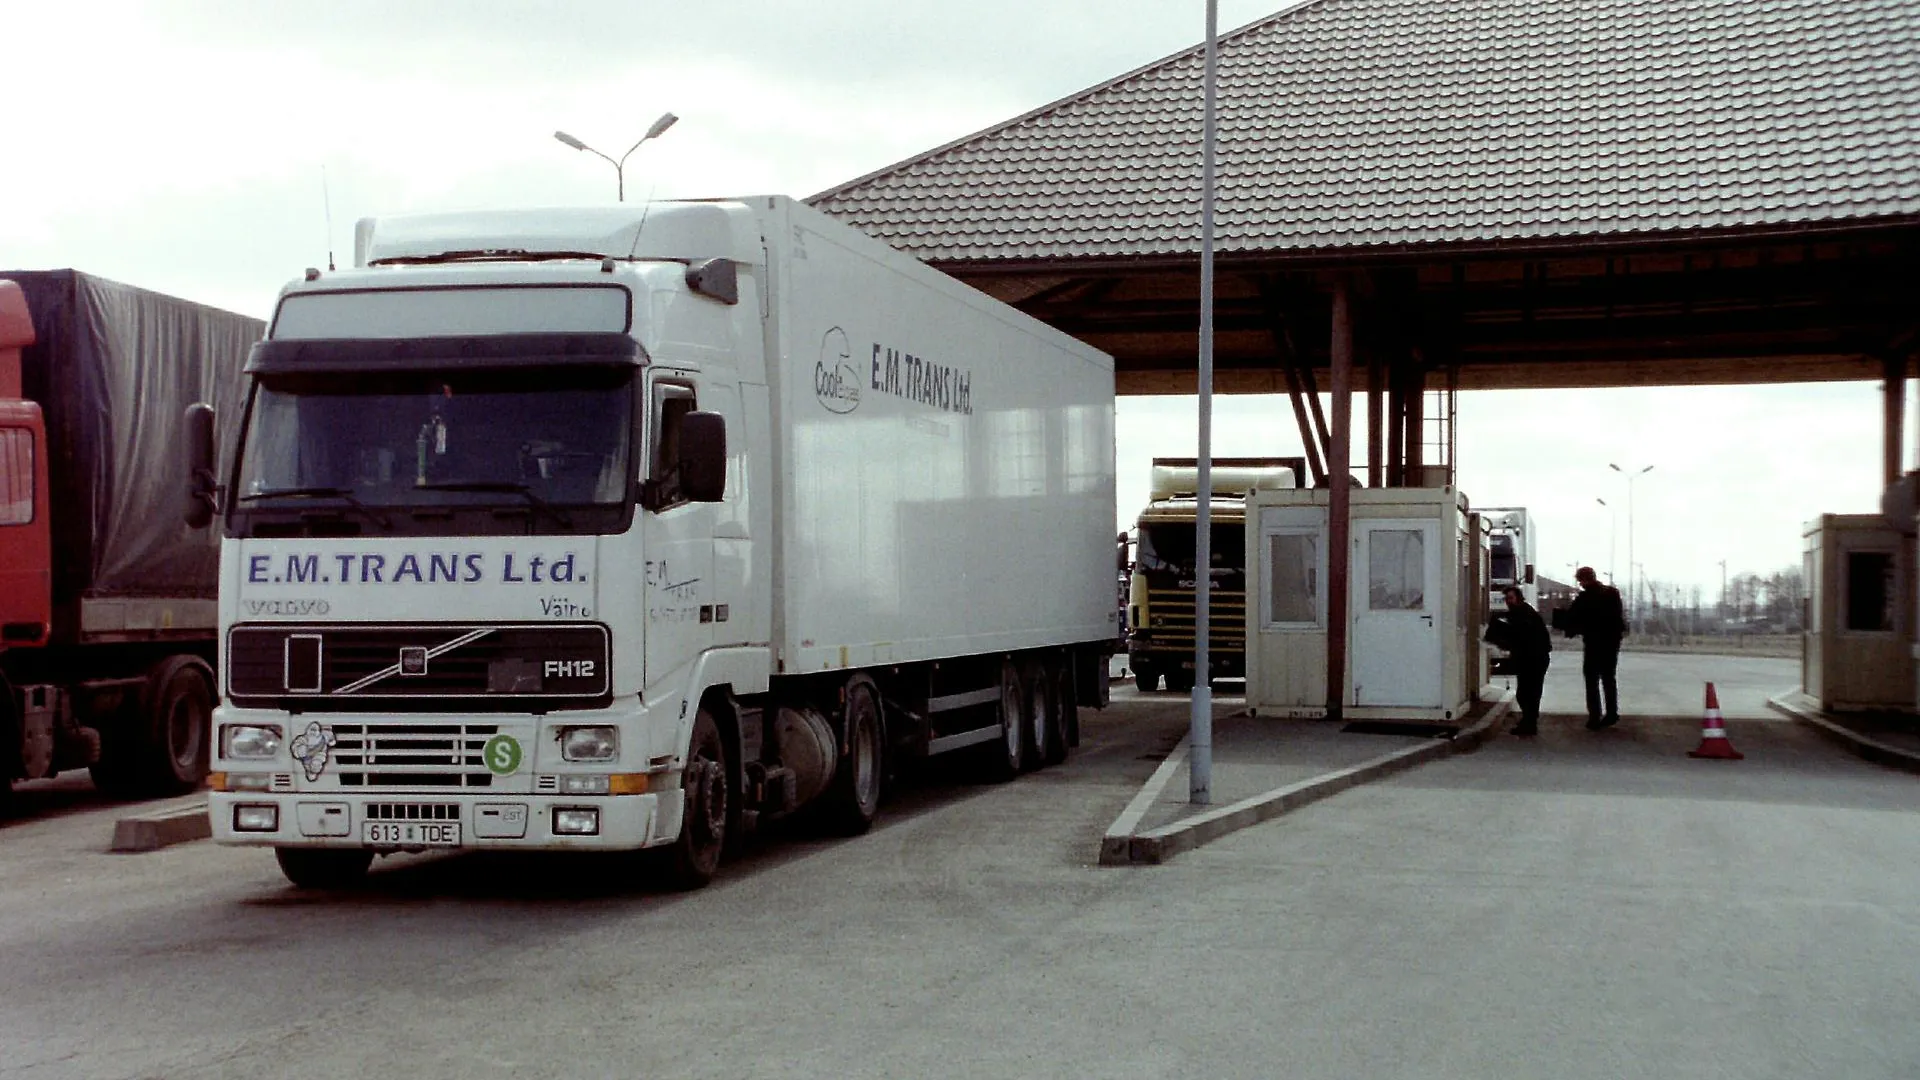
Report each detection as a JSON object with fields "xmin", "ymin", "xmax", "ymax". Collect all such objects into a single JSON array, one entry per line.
[
  {"xmin": 1844, "ymin": 551, "xmax": 1894, "ymax": 632},
  {"xmin": 1265, "ymin": 531, "xmax": 1320, "ymax": 626},
  {"xmin": 1369, "ymin": 529, "xmax": 1426, "ymax": 610},
  {"xmin": 0, "ymin": 427, "xmax": 31, "ymax": 526}
]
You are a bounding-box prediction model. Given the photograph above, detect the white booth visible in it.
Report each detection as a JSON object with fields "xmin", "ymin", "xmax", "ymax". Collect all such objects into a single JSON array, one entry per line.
[
  {"xmin": 1802, "ymin": 514, "xmax": 1914, "ymax": 712},
  {"xmin": 1245, "ymin": 485, "xmax": 1490, "ymax": 721}
]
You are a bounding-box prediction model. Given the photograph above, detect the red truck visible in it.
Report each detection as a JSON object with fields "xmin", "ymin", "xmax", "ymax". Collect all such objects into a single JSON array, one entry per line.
[{"xmin": 0, "ymin": 271, "xmax": 260, "ymax": 810}]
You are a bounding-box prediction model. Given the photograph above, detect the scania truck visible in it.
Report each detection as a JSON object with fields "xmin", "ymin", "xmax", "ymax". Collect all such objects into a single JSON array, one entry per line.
[
  {"xmin": 1, "ymin": 273, "xmax": 259, "ymax": 809},
  {"xmin": 200, "ymin": 198, "xmax": 1117, "ymax": 888},
  {"xmin": 1125, "ymin": 458, "xmax": 1300, "ymax": 692}
]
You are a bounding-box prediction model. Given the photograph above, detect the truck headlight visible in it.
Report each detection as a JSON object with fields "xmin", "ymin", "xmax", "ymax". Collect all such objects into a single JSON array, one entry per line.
[
  {"xmin": 560, "ymin": 726, "xmax": 618, "ymax": 762},
  {"xmin": 233, "ymin": 804, "xmax": 279, "ymax": 832},
  {"xmin": 222, "ymin": 724, "xmax": 283, "ymax": 759}
]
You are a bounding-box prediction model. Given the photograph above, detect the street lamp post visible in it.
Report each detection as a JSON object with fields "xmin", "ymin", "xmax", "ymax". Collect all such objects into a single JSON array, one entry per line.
[
  {"xmin": 1609, "ymin": 463, "xmax": 1653, "ymax": 621},
  {"xmin": 1595, "ymin": 497, "xmax": 1617, "ymax": 585},
  {"xmin": 553, "ymin": 111, "xmax": 679, "ymax": 201}
]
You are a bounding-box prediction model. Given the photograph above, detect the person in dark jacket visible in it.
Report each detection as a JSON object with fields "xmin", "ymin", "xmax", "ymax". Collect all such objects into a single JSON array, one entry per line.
[
  {"xmin": 1487, "ymin": 586, "xmax": 1551, "ymax": 736},
  {"xmin": 1562, "ymin": 566, "xmax": 1626, "ymax": 729}
]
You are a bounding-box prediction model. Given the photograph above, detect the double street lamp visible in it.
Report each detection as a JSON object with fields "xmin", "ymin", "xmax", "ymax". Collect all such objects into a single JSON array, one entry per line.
[
  {"xmin": 553, "ymin": 111, "xmax": 679, "ymax": 202},
  {"xmin": 1609, "ymin": 462, "xmax": 1654, "ymax": 620}
]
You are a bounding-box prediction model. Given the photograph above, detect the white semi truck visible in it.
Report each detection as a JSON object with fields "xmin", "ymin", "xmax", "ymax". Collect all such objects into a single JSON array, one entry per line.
[{"xmin": 198, "ymin": 197, "xmax": 1117, "ymax": 888}]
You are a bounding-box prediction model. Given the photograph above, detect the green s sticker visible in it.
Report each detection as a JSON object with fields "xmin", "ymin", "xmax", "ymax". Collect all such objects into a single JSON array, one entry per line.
[{"xmin": 483, "ymin": 734, "xmax": 523, "ymax": 776}]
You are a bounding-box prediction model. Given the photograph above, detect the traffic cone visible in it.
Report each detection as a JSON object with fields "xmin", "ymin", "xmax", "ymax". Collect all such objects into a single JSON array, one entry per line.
[{"xmin": 1688, "ymin": 682, "xmax": 1744, "ymax": 760}]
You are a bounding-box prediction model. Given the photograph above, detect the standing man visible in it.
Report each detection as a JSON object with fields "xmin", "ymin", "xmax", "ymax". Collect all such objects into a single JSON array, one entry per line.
[
  {"xmin": 1490, "ymin": 585, "xmax": 1551, "ymax": 736},
  {"xmin": 1563, "ymin": 566, "xmax": 1626, "ymax": 729}
]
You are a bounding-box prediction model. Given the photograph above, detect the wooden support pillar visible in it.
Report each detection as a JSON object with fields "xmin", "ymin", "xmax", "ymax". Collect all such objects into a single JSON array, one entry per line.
[
  {"xmin": 1280, "ymin": 359, "xmax": 1329, "ymax": 487},
  {"xmin": 1887, "ymin": 353, "xmax": 1908, "ymax": 487},
  {"xmin": 1327, "ymin": 281, "xmax": 1354, "ymax": 720},
  {"xmin": 1405, "ymin": 362, "xmax": 1426, "ymax": 484},
  {"xmin": 1385, "ymin": 359, "xmax": 1405, "ymax": 488},
  {"xmin": 1298, "ymin": 359, "xmax": 1333, "ymax": 472},
  {"xmin": 1367, "ymin": 355, "xmax": 1386, "ymax": 488}
]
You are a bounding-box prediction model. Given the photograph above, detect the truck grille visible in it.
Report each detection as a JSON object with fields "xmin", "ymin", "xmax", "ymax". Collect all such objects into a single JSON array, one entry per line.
[
  {"xmin": 1144, "ymin": 586, "xmax": 1247, "ymax": 653},
  {"xmin": 331, "ymin": 723, "xmax": 498, "ymax": 789},
  {"xmin": 226, "ymin": 623, "xmax": 608, "ymax": 705}
]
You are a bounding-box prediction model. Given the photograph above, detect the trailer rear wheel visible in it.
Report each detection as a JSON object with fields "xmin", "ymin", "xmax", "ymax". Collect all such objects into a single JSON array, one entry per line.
[
  {"xmin": 1021, "ymin": 660, "xmax": 1058, "ymax": 770},
  {"xmin": 819, "ymin": 677, "xmax": 883, "ymax": 836},
  {"xmin": 275, "ymin": 847, "xmax": 373, "ymax": 889},
  {"xmin": 1132, "ymin": 665, "xmax": 1159, "ymax": 692},
  {"xmin": 656, "ymin": 708, "xmax": 728, "ymax": 890},
  {"xmin": 981, "ymin": 659, "xmax": 1027, "ymax": 782},
  {"xmin": 1164, "ymin": 669, "xmax": 1194, "ymax": 694},
  {"xmin": 1047, "ymin": 662, "xmax": 1076, "ymax": 766}
]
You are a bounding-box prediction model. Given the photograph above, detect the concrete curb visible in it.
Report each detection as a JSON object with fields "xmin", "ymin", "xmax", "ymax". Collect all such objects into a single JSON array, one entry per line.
[
  {"xmin": 111, "ymin": 798, "xmax": 211, "ymax": 853},
  {"xmin": 1101, "ymin": 691, "xmax": 1515, "ymax": 867},
  {"xmin": 1098, "ymin": 737, "xmax": 1191, "ymax": 865},
  {"xmin": 1767, "ymin": 693, "xmax": 1920, "ymax": 776}
]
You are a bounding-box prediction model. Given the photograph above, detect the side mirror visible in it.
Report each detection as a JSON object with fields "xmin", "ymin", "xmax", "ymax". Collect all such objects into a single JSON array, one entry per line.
[
  {"xmin": 1524, "ymin": 563, "xmax": 1536, "ymax": 585},
  {"xmin": 679, "ymin": 410, "xmax": 727, "ymax": 503},
  {"xmin": 184, "ymin": 403, "xmax": 217, "ymax": 529}
]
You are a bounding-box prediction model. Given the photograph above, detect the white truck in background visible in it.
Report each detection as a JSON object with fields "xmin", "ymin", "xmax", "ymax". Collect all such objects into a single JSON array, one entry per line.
[
  {"xmin": 197, "ymin": 197, "xmax": 1117, "ymax": 888},
  {"xmin": 1481, "ymin": 507, "xmax": 1536, "ymax": 675}
]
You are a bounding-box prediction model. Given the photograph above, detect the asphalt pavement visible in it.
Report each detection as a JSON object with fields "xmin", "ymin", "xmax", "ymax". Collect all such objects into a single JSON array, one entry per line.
[{"xmin": 4, "ymin": 652, "xmax": 1917, "ymax": 1080}]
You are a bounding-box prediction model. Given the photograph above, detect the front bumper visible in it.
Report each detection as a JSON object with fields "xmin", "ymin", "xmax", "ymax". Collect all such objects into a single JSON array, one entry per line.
[{"xmin": 210, "ymin": 788, "xmax": 682, "ymax": 851}]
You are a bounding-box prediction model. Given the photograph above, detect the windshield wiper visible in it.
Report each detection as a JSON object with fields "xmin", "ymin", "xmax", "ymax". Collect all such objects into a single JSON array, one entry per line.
[
  {"xmin": 238, "ymin": 486, "xmax": 393, "ymax": 528},
  {"xmin": 412, "ymin": 481, "xmax": 575, "ymax": 529}
]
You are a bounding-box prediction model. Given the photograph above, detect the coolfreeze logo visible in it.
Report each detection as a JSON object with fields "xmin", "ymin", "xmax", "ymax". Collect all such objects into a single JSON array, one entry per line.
[{"xmin": 815, "ymin": 326, "xmax": 861, "ymax": 414}]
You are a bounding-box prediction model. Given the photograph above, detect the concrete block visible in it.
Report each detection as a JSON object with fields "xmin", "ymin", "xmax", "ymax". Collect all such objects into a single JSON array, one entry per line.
[{"xmin": 111, "ymin": 800, "xmax": 211, "ymax": 853}]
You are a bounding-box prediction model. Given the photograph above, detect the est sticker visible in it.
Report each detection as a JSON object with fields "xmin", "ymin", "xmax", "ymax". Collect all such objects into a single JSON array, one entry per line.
[{"xmin": 483, "ymin": 734, "xmax": 523, "ymax": 776}]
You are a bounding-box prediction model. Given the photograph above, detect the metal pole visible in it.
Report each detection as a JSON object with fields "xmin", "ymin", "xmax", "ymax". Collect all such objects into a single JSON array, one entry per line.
[
  {"xmin": 1190, "ymin": 0, "xmax": 1219, "ymax": 805},
  {"xmin": 1327, "ymin": 281, "xmax": 1353, "ymax": 720}
]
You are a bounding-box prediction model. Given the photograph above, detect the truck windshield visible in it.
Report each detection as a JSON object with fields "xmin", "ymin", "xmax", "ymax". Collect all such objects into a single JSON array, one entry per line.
[
  {"xmin": 232, "ymin": 366, "xmax": 635, "ymax": 537},
  {"xmin": 1137, "ymin": 523, "xmax": 1246, "ymax": 575}
]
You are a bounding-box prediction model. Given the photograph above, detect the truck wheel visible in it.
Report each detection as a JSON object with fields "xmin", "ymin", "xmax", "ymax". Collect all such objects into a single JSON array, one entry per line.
[
  {"xmin": 275, "ymin": 847, "xmax": 373, "ymax": 889},
  {"xmin": 1021, "ymin": 660, "xmax": 1058, "ymax": 771},
  {"xmin": 1164, "ymin": 670, "xmax": 1194, "ymax": 694},
  {"xmin": 1132, "ymin": 665, "xmax": 1159, "ymax": 692},
  {"xmin": 982, "ymin": 659, "xmax": 1027, "ymax": 782},
  {"xmin": 657, "ymin": 708, "xmax": 728, "ymax": 890},
  {"xmin": 138, "ymin": 657, "xmax": 213, "ymax": 795},
  {"xmin": 820, "ymin": 678, "xmax": 883, "ymax": 836},
  {"xmin": 1048, "ymin": 663, "xmax": 1076, "ymax": 765}
]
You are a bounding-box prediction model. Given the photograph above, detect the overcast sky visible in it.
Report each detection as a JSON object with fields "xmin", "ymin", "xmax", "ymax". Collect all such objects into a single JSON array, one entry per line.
[{"xmin": 3, "ymin": 0, "xmax": 1900, "ymax": 597}]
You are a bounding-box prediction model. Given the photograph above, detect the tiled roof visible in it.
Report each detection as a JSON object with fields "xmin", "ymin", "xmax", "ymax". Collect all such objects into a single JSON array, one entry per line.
[{"xmin": 810, "ymin": 0, "xmax": 1920, "ymax": 261}]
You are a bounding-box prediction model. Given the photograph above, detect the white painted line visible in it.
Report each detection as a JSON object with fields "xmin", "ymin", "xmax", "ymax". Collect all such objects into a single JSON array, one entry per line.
[{"xmin": 1098, "ymin": 736, "xmax": 1189, "ymax": 864}]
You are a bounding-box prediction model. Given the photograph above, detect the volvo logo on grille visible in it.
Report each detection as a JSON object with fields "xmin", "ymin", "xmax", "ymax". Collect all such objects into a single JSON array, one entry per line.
[{"xmin": 399, "ymin": 647, "xmax": 429, "ymax": 677}]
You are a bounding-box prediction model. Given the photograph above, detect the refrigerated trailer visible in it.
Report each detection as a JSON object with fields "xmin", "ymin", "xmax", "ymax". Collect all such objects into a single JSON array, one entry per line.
[
  {"xmin": 0, "ymin": 272, "xmax": 260, "ymax": 807},
  {"xmin": 202, "ymin": 197, "xmax": 1118, "ymax": 888}
]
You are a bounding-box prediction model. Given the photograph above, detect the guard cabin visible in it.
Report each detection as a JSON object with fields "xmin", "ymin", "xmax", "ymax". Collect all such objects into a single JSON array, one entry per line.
[
  {"xmin": 1245, "ymin": 484, "xmax": 1490, "ymax": 722},
  {"xmin": 1801, "ymin": 513, "xmax": 1914, "ymax": 713}
]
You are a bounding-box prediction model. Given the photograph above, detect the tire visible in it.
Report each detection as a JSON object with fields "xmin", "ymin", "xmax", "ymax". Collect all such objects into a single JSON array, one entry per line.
[
  {"xmin": 275, "ymin": 847, "xmax": 373, "ymax": 889},
  {"xmin": 981, "ymin": 659, "xmax": 1027, "ymax": 782},
  {"xmin": 1048, "ymin": 662, "xmax": 1076, "ymax": 766},
  {"xmin": 657, "ymin": 708, "xmax": 729, "ymax": 890},
  {"xmin": 1132, "ymin": 666, "xmax": 1159, "ymax": 692},
  {"xmin": 1163, "ymin": 669, "xmax": 1195, "ymax": 694},
  {"xmin": 1021, "ymin": 660, "xmax": 1057, "ymax": 771},
  {"xmin": 124, "ymin": 657, "xmax": 213, "ymax": 796},
  {"xmin": 819, "ymin": 678, "xmax": 883, "ymax": 836}
]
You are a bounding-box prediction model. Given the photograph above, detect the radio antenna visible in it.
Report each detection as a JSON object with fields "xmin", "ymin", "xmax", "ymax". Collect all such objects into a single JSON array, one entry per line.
[{"xmin": 321, "ymin": 166, "xmax": 337, "ymax": 271}]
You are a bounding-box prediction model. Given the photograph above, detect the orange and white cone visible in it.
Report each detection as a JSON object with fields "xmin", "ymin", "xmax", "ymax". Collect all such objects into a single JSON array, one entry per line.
[{"xmin": 1688, "ymin": 682, "xmax": 1743, "ymax": 760}]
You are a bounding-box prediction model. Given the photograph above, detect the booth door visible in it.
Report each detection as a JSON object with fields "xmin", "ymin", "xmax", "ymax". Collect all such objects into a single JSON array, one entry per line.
[{"xmin": 1352, "ymin": 519, "xmax": 1443, "ymax": 708}]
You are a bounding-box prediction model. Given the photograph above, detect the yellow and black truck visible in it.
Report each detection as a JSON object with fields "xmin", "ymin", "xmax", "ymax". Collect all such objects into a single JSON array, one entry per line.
[{"xmin": 1124, "ymin": 458, "xmax": 1301, "ymax": 692}]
